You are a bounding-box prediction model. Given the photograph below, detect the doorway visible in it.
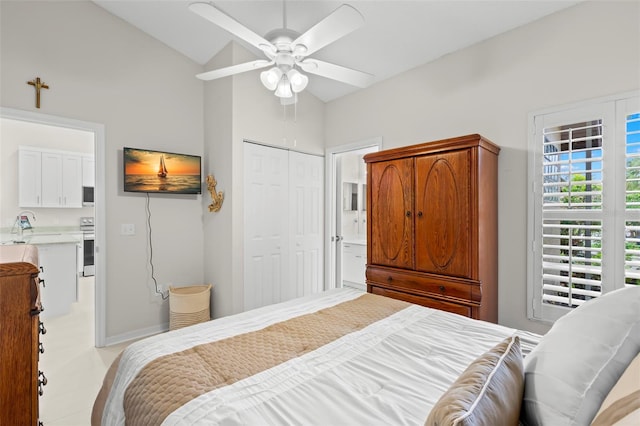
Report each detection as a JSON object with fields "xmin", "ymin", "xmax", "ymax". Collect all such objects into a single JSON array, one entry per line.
[
  {"xmin": 0, "ymin": 107, "xmax": 106, "ymax": 347},
  {"xmin": 325, "ymin": 138, "xmax": 381, "ymax": 290}
]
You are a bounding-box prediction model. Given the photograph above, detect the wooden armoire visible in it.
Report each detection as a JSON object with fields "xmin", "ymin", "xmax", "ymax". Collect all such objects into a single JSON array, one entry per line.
[
  {"xmin": 364, "ymin": 134, "xmax": 500, "ymax": 322},
  {"xmin": 0, "ymin": 244, "xmax": 45, "ymax": 424}
]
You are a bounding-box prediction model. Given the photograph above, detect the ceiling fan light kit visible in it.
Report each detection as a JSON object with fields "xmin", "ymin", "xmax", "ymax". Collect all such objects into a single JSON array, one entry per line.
[
  {"xmin": 275, "ymin": 76, "xmax": 293, "ymax": 98},
  {"xmin": 259, "ymin": 59, "xmax": 308, "ymax": 98},
  {"xmin": 260, "ymin": 67, "xmax": 283, "ymax": 91},
  {"xmin": 189, "ymin": 1, "xmax": 374, "ymax": 103},
  {"xmin": 287, "ymin": 69, "xmax": 308, "ymax": 93}
]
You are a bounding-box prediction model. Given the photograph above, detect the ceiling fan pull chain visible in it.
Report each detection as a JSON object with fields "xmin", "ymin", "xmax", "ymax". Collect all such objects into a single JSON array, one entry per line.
[{"xmin": 283, "ymin": 103, "xmax": 287, "ymax": 129}]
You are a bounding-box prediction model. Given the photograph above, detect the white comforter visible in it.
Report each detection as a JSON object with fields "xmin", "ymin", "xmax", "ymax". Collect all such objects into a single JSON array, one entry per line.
[{"xmin": 102, "ymin": 288, "xmax": 538, "ymax": 425}]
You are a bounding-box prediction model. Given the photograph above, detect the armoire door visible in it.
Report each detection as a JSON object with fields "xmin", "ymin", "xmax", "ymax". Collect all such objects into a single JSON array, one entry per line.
[
  {"xmin": 368, "ymin": 158, "xmax": 414, "ymax": 269},
  {"xmin": 415, "ymin": 149, "xmax": 472, "ymax": 278}
]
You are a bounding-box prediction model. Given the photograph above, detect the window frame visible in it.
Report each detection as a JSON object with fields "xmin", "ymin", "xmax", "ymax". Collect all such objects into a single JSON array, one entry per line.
[{"xmin": 527, "ymin": 91, "xmax": 640, "ymax": 323}]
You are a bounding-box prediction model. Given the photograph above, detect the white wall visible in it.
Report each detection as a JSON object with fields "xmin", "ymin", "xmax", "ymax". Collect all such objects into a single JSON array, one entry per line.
[
  {"xmin": 203, "ymin": 42, "xmax": 325, "ymax": 318},
  {"xmin": 203, "ymin": 43, "xmax": 234, "ymax": 319},
  {"xmin": 1, "ymin": 1, "xmax": 205, "ymax": 342},
  {"xmin": 325, "ymin": 1, "xmax": 640, "ymax": 334},
  {"xmin": 0, "ymin": 118, "xmax": 95, "ymax": 228}
]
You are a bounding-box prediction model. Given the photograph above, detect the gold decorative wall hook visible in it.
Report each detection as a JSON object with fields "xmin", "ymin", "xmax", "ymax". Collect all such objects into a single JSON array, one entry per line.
[{"xmin": 207, "ymin": 174, "xmax": 224, "ymax": 212}]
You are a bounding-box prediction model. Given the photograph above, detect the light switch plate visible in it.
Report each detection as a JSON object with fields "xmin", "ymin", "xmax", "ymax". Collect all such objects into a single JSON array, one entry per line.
[{"xmin": 121, "ymin": 223, "xmax": 135, "ymax": 235}]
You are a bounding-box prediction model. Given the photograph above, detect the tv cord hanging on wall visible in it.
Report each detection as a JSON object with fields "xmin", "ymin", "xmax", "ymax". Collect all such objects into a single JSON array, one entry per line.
[{"xmin": 146, "ymin": 193, "xmax": 169, "ymax": 300}]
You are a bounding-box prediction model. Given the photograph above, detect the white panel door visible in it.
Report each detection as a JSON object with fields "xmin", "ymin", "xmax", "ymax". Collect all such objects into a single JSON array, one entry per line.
[
  {"xmin": 288, "ymin": 151, "xmax": 324, "ymax": 300},
  {"xmin": 244, "ymin": 143, "xmax": 289, "ymax": 310}
]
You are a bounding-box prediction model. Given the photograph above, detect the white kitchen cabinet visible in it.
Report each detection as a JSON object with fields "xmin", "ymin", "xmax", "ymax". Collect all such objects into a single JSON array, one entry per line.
[
  {"xmin": 40, "ymin": 151, "xmax": 63, "ymax": 207},
  {"xmin": 61, "ymin": 154, "xmax": 82, "ymax": 207},
  {"xmin": 18, "ymin": 147, "xmax": 82, "ymax": 208},
  {"xmin": 37, "ymin": 243, "xmax": 77, "ymax": 318},
  {"xmin": 18, "ymin": 149, "xmax": 42, "ymax": 207},
  {"xmin": 342, "ymin": 242, "xmax": 366, "ymax": 290},
  {"xmin": 82, "ymin": 155, "xmax": 95, "ymax": 187}
]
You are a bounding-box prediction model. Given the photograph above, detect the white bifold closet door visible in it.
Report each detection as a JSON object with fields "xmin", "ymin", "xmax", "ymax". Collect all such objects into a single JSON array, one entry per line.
[{"xmin": 244, "ymin": 142, "xmax": 324, "ymax": 311}]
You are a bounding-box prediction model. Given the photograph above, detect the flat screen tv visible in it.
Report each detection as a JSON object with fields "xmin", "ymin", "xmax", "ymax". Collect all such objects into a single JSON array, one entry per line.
[{"xmin": 123, "ymin": 147, "xmax": 202, "ymax": 194}]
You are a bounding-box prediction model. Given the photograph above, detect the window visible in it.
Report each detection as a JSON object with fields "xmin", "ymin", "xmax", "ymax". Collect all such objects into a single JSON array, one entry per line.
[
  {"xmin": 625, "ymin": 110, "xmax": 640, "ymax": 285},
  {"xmin": 528, "ymin": 92, "xmax": 640, "ymax": 323}
]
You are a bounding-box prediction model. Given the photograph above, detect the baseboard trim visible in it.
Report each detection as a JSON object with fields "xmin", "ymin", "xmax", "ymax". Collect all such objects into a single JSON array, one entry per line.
[{"xmin": 103, "ymin": 322, "xmax": 168, "ymax": 347}]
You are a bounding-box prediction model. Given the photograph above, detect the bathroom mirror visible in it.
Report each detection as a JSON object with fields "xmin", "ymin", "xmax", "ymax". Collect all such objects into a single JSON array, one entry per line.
[
  {"xmin": 362, "ymin": 184, "xmax": 367, "ymax": 211},
  {"xmin": 343, "ymin": 182, "xmax": 358, "ymax": 211}
]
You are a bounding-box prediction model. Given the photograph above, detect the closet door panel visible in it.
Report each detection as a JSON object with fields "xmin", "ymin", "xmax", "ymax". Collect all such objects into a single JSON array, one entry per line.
[
  {"xmin": 243, "ymin": 143, "xmax": 289, "ymax": 310},
  {"xmin": 244, "ymin": 144, "xmax": 324, "ymax": 311},
  {"xmin": 289, "ymin": 151, "xmax": 324, "ymax": 300},
  {"xmin": 415, "ymin": 150, "xmax": 471, "ymax": 278}
]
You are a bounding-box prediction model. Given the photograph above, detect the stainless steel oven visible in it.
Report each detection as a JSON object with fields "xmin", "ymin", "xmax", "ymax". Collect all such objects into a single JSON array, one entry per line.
[{"xmin": 80, "ymin": 217, "xmax": 95, "ymax": 277}]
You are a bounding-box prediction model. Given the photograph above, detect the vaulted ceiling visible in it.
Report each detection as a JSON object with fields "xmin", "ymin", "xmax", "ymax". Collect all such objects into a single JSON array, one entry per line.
[{"xmin": 94, "ymin": 1, "xmax": 581, "ymax": 102}]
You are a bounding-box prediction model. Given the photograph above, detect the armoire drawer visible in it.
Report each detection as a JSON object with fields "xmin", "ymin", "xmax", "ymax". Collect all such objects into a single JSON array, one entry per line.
[
  {"xmin": 366, "ymin": 266, "xmax": 474, "ymax": 302},
  {"xmin": 369, "ymin": 285, "xmax": 472, "ymax": 318}
]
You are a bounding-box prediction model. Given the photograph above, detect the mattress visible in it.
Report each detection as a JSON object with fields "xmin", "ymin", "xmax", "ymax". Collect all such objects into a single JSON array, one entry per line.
[{"xmin": 95, "ymin": 288, "xmax": 539, "ymax": 425}]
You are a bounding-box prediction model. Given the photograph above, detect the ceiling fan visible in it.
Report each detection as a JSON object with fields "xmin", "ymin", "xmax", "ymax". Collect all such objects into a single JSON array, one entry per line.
[{"xmin": 188, "ymin": 1, "xmax": 374, "ymax": 102}]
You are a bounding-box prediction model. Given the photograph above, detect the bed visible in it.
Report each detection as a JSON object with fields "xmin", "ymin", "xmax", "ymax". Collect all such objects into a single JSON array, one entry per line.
[{"xmin": 92, "ymin": 286, "xmax": 640, "ymax": 426}]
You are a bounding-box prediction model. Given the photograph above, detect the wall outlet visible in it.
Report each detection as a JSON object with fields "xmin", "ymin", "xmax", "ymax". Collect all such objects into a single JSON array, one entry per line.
[{"xmin": 121, "ymin": 223, "xmax": 135, "ymax": 235}]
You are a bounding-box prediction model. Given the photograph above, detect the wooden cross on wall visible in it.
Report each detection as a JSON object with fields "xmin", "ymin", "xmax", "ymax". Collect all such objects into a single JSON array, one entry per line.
[{"xmin": 27, "ymin": 77, "xmax": 49, "ymax": 108}]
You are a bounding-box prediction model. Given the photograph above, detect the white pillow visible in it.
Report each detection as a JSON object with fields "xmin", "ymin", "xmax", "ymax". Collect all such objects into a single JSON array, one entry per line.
[{"xmin": 520, "ymin": 286, "xmax": 640, "ymax": 426}]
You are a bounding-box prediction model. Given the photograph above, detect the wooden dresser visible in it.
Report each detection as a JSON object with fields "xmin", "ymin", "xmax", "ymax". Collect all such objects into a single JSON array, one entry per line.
[
  {"xmin": 0, "ymin": 244, "xmax": 45, "ymax": 425},
  {"xmin": 364, "ymin": 134, "xmax": 500, "ymax": 322}
]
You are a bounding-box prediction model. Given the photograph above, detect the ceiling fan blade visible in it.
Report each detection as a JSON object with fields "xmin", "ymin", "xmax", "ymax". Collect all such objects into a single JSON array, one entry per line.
[
  {"xmin": 189, "ymin": 2, "xmax": 275, "ymax": 54},
  {"xmin": 196, "ymin": 60, "xmax": 273, "ymax": 81},
  {"xmin": 292, "ymin": 4, "xmax": 364, "ymax": 56},
  {"xmin": 298, "ymin": 59, "xmax": 374, "ymax": 88}
]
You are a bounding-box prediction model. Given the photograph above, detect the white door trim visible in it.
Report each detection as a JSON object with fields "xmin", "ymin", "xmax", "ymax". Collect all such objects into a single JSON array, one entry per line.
[
  {"xmin": 324, "ymin": 137, "xmax": 382, "ymax": 290},
  {"xmin": 0, "ymin": 107, "xmax": 106, "ymax": 347}
]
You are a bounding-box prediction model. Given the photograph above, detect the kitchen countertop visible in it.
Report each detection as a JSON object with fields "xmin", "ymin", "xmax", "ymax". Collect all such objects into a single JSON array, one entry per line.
[
  {"xmin": 0, "ymin": 227, "xmax": 83, "ymax": 246},
  {"xmin": 343, "ymin": 239, "xmax": 366, "ymax": 245}
]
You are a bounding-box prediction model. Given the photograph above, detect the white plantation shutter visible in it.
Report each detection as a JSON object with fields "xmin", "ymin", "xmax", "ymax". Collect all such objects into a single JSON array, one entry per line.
[
  {"xmin": 625, "ymin": 110, "xmax": 640, "ymax": 286},
  {"xmin": 539, "ymin": 117, "xmax": 605, "ymax": 314},
  {"xmin": 528, "ymin": 93, "xmax": 639, "ymax": 323},
  {"xmin": 541, "ymin": 122, "xmax": 603, "ymax": 210}
]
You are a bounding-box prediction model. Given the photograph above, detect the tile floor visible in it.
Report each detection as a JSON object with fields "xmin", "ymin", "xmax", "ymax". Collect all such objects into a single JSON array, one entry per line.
[{"xmin": 39, "ymin": 276, "xmax": 132, "ymax": 425}]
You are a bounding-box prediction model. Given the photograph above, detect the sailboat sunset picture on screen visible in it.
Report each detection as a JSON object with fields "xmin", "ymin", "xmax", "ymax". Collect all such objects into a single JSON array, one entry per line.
[{"xmin": 123, "ymin": 147, "xmax": 201, "ymax": 194}]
